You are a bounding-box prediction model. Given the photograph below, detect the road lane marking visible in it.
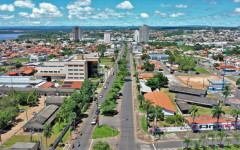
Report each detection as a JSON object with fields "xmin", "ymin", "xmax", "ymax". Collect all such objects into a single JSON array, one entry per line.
[
  {"xmin": 140, "ymin": 144, "xmax": 151, "ymax": 150},
  {"xmin": 152, "ymin": 143, "xmax": 157, "ymax": 150},
  {"xmin": 89, "ymin": 139, "xmax": 93, "ymax": 150}
]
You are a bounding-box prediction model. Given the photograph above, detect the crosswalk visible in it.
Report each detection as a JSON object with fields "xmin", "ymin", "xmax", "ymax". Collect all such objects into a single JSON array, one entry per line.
[
  {"xmin": 140, "ymin": 144, "xmax": 151, "ymax": 150},
  {"xmin": 140, "ymin": 144, "xmax": 178, "ymax": 150}
]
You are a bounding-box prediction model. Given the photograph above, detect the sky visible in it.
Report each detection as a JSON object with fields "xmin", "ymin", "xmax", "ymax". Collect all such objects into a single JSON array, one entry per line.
[{"xmin": 0, "ymin": 0, "xmax": 239, "ymax": 26}]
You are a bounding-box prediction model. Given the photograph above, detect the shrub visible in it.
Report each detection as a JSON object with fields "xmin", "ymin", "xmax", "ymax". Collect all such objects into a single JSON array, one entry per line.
[{"xmin": 166, "ymin": 116, "xmax": 175, "ymax": 124}]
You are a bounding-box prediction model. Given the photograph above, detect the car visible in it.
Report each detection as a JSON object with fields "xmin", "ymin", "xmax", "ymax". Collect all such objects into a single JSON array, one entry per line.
[
  {"xmin": 95, "ymin": 109, "xmax": 100, "ymax": 115},
  {"xmin": 32, "ymin": 112, "xmax": 37, "ymax": 115},
  {"xmin": 98, "ymin": 104, "xmax": 101, "ymax": 109},
  {"xmin": 107, "ymin": 82, "xmax": 109, "ymax": 84},
  {"xmin": 99, "ymin": 94, "xmax": 103, "ymax": 98},
  {"xmin": 91, "ymin": 117, "xmax": 98, "ymax": 125},
  {"xmin": 104, "ymin": 86, "xmax": 107, "ymax": 89},
  {"xmin": 18, "ymin": 108, "xmax": 24, "ymax": 113}
]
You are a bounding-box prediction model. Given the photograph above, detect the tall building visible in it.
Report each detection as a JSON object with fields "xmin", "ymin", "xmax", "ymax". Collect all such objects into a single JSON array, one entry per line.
[
  {"xmin": 104, "ymin": 32, "xmax": 111, "ymax": 43},
  {"xmin": 134, "ymin": 30, "xmax": 139, "ymax": 42},
  {"xmin": 72, "ymin": 27, "xmax": 82, "ymax": 41},
  {"xmin": 139, "ymin": 25, "xmax": 149, "ymax": 42}
]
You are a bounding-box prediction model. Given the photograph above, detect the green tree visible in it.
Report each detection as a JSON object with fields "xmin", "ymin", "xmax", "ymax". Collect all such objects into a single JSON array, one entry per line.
[
  {"xmin": 17, "ymin": 92, "xmax": 29, "ymax": 105},
  {"xmin": 98, "ymin": 44, "xmax": 106, "ymax": 57},
  {"xmin": 217, "ymin": 131, "xmax": 226, "ymax": 146},
  {"xmin": 168, "ymin": 54, "xmax": 176, "ymax": 64},
  {"xmin": 212, "ymin": 106, "xmax": 225, "ymax": 130},
  {"xmin": 208, "ymin": 131, "xmax": 215, "ymax": 147},
  {"xmin": 225, "ymin": 138, "xmax": 232, "ymax": 147},
  {"xmin": 55, "ymin": 112, "xmax": 64, "ymax": 132},
  {"xmin": 27, "ymin": 90, "xmax": 38, "ymax": 106},
  {"xmin": 188, "ymin": 105, "xmax": 200, "ymax": 130},
  {"xmin": 141, "ymin": 61, "xmax": 155, "ymax": 71},
  {"xmin": 145, "ymin": 73, "xmax": 168, "ymax": 91},
  {"xmin": 15, "ymin": 61, "xmax": 23, "ymax": 69},
  {"xmin": 165, "ymin": 50, "xmax": 172, "ymax": 56},
  {"xmin": 199, "ymin": 134, "xmax": 207, "ymax": 148},
  {"xmin": 184, "ymin": 138, "xmax": 192, "ymax": 149},
  {"xmin": 142, "ymin": 99, "xmax": 153, "ymax": 127},
  {"xmin": 43, "ymin": 124, "xmax": 53, "ymax": 148},
  {"xmin": 234, "ymin": 133, "xmax": 240, "ymax": 146},
  {"xmin": 193, "ymin": 140, "xmax": 200, "ymax": 150},
  {"xmin": 137, "ymin": 94, "xmax": 144, "ymax": 105},
  {"xmin": 93, "ymin": 140, "xmax": 111, "ymax": 150},
  {"xmin": 151, "ymin": 106, "xmax": 164, "ymax": 135},
  {"xmin": 222, "ymin": 85, "xmax": 232, "ymax": 104},
  {"xmin": 145, "ymin": 78, "xmax": 158, "ymax": 91},
  {"xmin": 173, "ymin": 50, "xmax": 180, "ymax": 56},
  {"xmin": 237, "ymin": 78, "xmax": 240, "ymax": 86},
  {"xmin": 231, "ymin": 109, "xmax": 240, "ymax": 130},
  {"xmin": 141, "ymin": 54, "xmax": 150, "ymax": 61}
]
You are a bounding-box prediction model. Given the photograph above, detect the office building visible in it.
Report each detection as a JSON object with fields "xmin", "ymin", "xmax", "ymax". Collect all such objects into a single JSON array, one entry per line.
[
  {"xmin": 134, "ymin": 30, "xmax": 139, "ymax": 42},
  {"xmin": 139, "ymin": 25, "xmax": 149, "ymax": 42},
  {"xmin": 72, "ymin": 27, "xmax": 82, "ymax": 41},
  {"xmin": 104, "ymin": 32, "xmax": 111, "ymax": 43}
]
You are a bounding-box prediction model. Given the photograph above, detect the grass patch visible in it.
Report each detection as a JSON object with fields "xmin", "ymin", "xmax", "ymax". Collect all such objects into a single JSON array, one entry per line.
[
  {"xmin": 226, "ymin": 76, "xmax": 237, "ymax": 82},
  {"xmin": 138, "ymin": 105, "xmax": 145, "ymax": 113},
  {"xmin": 55, "ymin": 80, "xmax": 63, "ymax": 85},
  {"xmin": 19, "ymin": 105, "xmax": 29, "ymax": 110},
  {"xmin": 9, "ymin": 57, "xmax": 29, "ymax": 63},
  {"xmin": 190, "ymin": 105, "xmax": 233, "ymax": 115},
  {"xmin": 141, "ymin": 116, "xmax": 148, "ymax": 133},
  {"xmin": 53, "ymin": 121, "xmax": 67, "ymax": 134},
  {"xmin": 98, "ymin": 83, "xmax": 103, "ymax": 88},
  {"xmin": 0, "ymin": 66, "xmax": 14, "ymax": 72},
  {"xmin": 206, "ymin": 94, "xmax": 220, "ymax": 100},
  {"xmin": 100, "ymin": 62, "xmax": 114, "ymax": 66},
  {"xmin": 194, "ymin": 67, "xmax": 210, "ymax": 74},
  {"xmin": 92, "ymin": 126, "xmax": 119, "ymax": 139},
  {"xmin": 100, "ymin": 58, "xmax": 112, "ymax": 63},
  {"xmin": 160, "ymin": 88, "xmax": 178, "ymax": 113}
]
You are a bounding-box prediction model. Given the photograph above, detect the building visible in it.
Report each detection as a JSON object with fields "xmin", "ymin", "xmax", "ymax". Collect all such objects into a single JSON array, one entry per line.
[
  {"xmin": 29, "ymin": 54, "xmax": 48, "ymax": 63},
  {"xmin": 134, "ymin": 30, "xmax": 139, "ymax": 42},
  {"xmin": 169, "ymin": 85, "xmax": 207, "ymax": 97},
  {"xmin": 144, "ymin": 90, "xmax": 176, "ymax": 116},
  {"xmin": 3, "ymin": 142, "xmax": 39, "ymax": 150},
  {"xmin": 72, "ymin": 27, "xmax": 82, "ymax": 41},
  {"xmin": 0, "ymin": 76, "xmax": 44, "ymax": 88},
  {"xmin": 45, "ymin": 97, "xmax": 65, "ymax": 106},
  {"xmin": 207, "ymin": 79, "xmax": 231, "ymax": 91},
  {"xmin": 139, "ymin": 25, "xmax": 149, "ymax": 43},
  {"xmin": 104, "ymin": 32, "xmax": 111, "ymax": 43},
  {"xmin": 148, "ymin": 54, "xmax": 169, "ymax": 61},
  {"xmin": 35, "ymin": 53, "xmax": 99, "ymax": 81}
]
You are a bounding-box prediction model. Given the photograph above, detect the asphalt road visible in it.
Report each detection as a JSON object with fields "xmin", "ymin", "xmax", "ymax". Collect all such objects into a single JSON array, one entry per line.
[
  {"xmin": 70, "ymin": 44, "xmax": 125, "ymax": 150},
  {"xmin": 119, "ymin": 44, "xmax": 136, "ymax": 150}
]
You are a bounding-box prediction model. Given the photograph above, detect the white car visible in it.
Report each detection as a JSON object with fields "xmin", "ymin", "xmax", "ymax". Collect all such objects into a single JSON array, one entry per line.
[{"xmin": 99, "ymin": 94, "xmax": 103, "ymax": 98}]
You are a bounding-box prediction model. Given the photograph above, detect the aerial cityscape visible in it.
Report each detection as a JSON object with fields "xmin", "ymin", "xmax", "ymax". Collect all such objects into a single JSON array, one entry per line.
[{"xmin": 0, "ymin": 0, "xmax": 240, "ymax": 150}]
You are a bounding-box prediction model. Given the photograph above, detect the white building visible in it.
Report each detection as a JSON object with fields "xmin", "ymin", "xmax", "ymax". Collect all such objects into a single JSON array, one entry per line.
[
  {"xmin": 72, "ymin": 27, "xmax": 82, "ymax": 41},
  {"xmin": 104, "ymin": 32, "xmax": 111, "ymax": 43},
  {"xmin": 134, "ymin": 30, "xmax": 139, "ymax": 42},
  {"xmin": 139, "ymin": 25, "xmax": 149, "ymax": 43}
]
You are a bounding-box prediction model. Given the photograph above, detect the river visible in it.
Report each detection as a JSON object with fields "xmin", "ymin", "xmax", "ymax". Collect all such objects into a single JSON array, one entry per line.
[{"xmin": 0, "ymin": 34, "xmax": 23, "ymax": 40}]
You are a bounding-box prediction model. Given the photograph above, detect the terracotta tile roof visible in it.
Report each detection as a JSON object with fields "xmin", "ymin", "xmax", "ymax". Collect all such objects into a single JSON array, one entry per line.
[
  {"xmin": 144, "ymin": 91, "xmax": 176, "ymax": 112},
  {"xmin": 60, "ymin": 81, "xmax": 83, "ymax": 89},
  {"xmin": 138, "ymin": 74, "xmax": 154, "ymax": 80},
  {"xmin": 7, "ymin": 71, "xmax": 19, "ymax": 76},
  {"xmin": 185, "ymin": 115, "xmax": 235, "ymax": 125},
  {"xmin": 171, "ymin": 67, "xmax": 178, "ymax": 70},
  {"xmin": 41, "ymin": 82, "xmax": 54, "ymax": 88}
]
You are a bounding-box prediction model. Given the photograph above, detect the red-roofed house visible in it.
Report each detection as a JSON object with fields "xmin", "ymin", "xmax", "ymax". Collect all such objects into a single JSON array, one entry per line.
[
  {"xmin": 144, "ymin": 90, "xmax": 176, "ymax": 116},
  {"xmin": 7, "ymin": 71, "xmax": 19, "ymax": 76},
  {"xmin": 41, "ymin": 82, "xmax": 55, "ymax": 88},
  {"xmin": 60, "ymin": 81, "xmax": 83, "ymax": 89}
]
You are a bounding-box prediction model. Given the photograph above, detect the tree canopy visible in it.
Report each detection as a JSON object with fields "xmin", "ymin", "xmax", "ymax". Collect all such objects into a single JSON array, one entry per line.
[
  {"xmin": 141, "ymin": 62, "xmax": 155, "ymax": 71},
  {"xmin": 146, "ymin": 72, "xmax": 168, "ymax": 91}
]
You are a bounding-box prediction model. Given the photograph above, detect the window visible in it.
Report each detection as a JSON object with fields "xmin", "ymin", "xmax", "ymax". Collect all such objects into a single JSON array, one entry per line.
[
  {"xmin": 74, "ymin": 73, "xmax": 78, "ymax": 75},
  {"xmin": 74, "ymin": 69, "xmax": 78, "ymax": 71},
  {"xmin": 49, "ymin": 71, "xmax": 53, "ymax": 73},
  {"xmin": 80, "ymin": 77, "xmax": 84, "ymax": 79},
  {"xmin": 74, "ymin": 65, "xmax": 78, "ymax": 67},
  {"xmin": 54, "ymin": 71, "xmax": 57, "ymax": 73},
  {"xmin": 80, "ymin": 73, "xmax": 84, "ymax": 75},
  {"xmin": 79, "ymin": 69, "xmax": 84, "ymax": 71},
  {"xmin": 68, "ymin": 69, "xmax": 73, "ymax": 71},
  {"xmin": 69, "ymin": 73, "xmax": 73, "ymax": 75},
  {"xmin": 68, "ymin": 65, "xmax": 73, "ymax": 67},
  {"xmin": 74, "ymin": 77, "xmax": 79, "ymax": 79},
  {"xmin": 44, "ymin": 71, "xmax": 48, "ymax": 73},
  {"xmin": 68, "ymin": 77, "xmax": 73, "ymax": 79}
]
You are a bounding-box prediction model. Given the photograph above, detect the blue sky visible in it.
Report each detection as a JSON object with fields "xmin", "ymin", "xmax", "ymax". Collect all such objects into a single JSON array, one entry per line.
[{"xmin": 0, "ymin": 0, "xmax": 239, "ymax": 26}]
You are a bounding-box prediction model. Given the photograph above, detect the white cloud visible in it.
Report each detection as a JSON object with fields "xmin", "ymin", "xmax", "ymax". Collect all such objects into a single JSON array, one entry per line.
[
  {"xmin": 104, "ymin": 8, "xmax": 114, "ymax": 12},
  {"xmin": 0, "ymin": 4, "xmax": 15, "ymax": 12},
  {"xmin": 175, "ymin": 4, "xmax": 188, "ymax": 8},
  {"xmin": 234, "ymin": 8, "xmax": 240, "ymax": 13},
  {"xmin": 234, "ymin": 0, "xmax": 240, "ymax": 3},
  {"xmin": 19, "ymin": 12, "xmax": 28, "ymax": 16},
  {"xmin": 209, "ymin": 0, "xmax": 218, "ymax": 4},
  {"xmin": 14, "ymin": 0, "xmax": 35, "ymax": 9},
  {"xmin": 140, "ymin": 13, "xmax": 149, "ymax": 18},
  {"xmin": 154, "ymin": 11, "xmax": 167, "ymax": 17},
  {"xmin": 0, "ymin": 15, "xmax": 15, "ymax": 20},
  {"xmin": 67, "ymin": 0, "xmax": 94, "ymax": 18},
  {"xmin": 116, "ymin": 1, "xmax": 134, "ymax": 9},
  {"xmin": 170, "ymin": 12, "xmax": 185, "ymax": 18},
  {"xmin": 67, "ymin": 0, "xmax": 91, "ymax": 9}
]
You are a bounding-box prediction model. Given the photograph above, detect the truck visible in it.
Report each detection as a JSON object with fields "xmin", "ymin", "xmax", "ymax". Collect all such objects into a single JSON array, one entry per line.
[{"xmin": 111, "ymin": 70, "xmax": 114, "ymax": 76}]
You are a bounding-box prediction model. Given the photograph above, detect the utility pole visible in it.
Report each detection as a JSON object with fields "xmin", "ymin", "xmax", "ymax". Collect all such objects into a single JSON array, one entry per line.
[
  {"xmin": 222, "ymin": 47, "xmax": 228, "ymax": 90},
  {"xmin": 26, "ymin": 109, "xmax": 28, "ymax": 122}
]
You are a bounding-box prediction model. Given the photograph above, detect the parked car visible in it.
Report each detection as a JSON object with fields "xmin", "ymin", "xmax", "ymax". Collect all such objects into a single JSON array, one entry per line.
[
  {"xmin": 18, "ymin": 108, "xmax": 24, "ymax": 113},
  {"xmin": 91, "ymin": 117, "xmax": 98, "ymax": 125},
  {"xmin": 32, "ymin": 112, "xmax": 37, "ymax": 115},
  {"xmin": 104, "ymin": 86, "xmax": 107, "ymax": 89},
  {"xmin": 98, "ymin": 104, "xmax": 101, "ymax": 109},
  {"xmin": 99, "ymin": 94, "xmax": 103, "ymax": 98},
  {"xmin": 95, "ymin": 109, "xmax": 100, "ymax": 115},
  {"xmin": 107, "ymin": 82, "xmax": 109, "ymax": 84}
]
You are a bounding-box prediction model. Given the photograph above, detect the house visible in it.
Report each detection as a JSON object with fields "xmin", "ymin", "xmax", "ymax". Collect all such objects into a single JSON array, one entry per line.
[
  {"xmin": 144, "ymin": 91, "xmax": 176, "ymax": 116},
  {"xmin": 60, "ymin": 81, "xmax": 83, "ymax": 89},
  {"xmin": 45, "ymin": 97, "xmax": 65, "ymax": 106},
  {"xmin": 169, "ymin": 85, "xmax": 207, "ymax": 97},
  {"xmin": 207, "ymin": 79, "xmax": 231, "ymax": 91},
  {"xmin": 176, "ymin": 101, "xmax": 190, "ymax": 114},
  {"xmin": 148, "ymin": 54, "xmax": 169, "ymax": 61}
]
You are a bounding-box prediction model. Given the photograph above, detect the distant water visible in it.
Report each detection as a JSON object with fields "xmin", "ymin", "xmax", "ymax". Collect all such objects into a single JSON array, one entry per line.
[{"xmin": 0, "ymin": 34, "xmax": 23, "ymax": 40}]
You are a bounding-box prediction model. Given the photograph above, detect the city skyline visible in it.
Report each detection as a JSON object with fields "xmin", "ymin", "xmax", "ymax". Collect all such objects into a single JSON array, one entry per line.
[{"xmin": 0, "ymin": 0, "xmax": 239, "ymax": 27}]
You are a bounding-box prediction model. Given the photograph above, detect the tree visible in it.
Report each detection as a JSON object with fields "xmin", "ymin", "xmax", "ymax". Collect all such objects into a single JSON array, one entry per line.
[
  {"xmin": 145, "ymin": 78, "xmax": 158, "ymax": 91},
  {"xmin": 188, "ymin": 105, "xmax": 199, "ymax": 130},
  {"xmin": 141, "ymin": 54, "xmax": 150, "ymax": 61},
  {"xmin": 55, "ymin": 112, "xmax": 64, "ymax": 132},
  {"xmin": 237, "ymin": 78, "xmax": 240, "ymax": 86},
  {"xmin": 27, "ymin": 90, "xmax": 38, "ymax": 106},
  {"xmin": 165, "ymin": 50, "xmax": 172, "ymax": 56},
  {"xmin": 231, "ymin": 109, "xmax": 240, "ymax": 130},
  {"xmin": 93, "ymin": 140, "xmax": 111, "ymax": 150},
  {"xmin": 145, "ymin": 73, "xmax": 168, "ymax": 91},
  {"xmin": 234, "ymin": 133, "xmax": 240, "ymax": 146},
  {"xmin": 141, "ymin": 61, "xmax": 155, "ymax": 71},
  {"xmin": 193, "ymin": 141, "xmax": 200, "ymax": 150},
  {"xmin": 151, "ymin": 106, "xmax": 164, "ymax": 135},
  {"xmin": 222, "ymin": 85, "xmax": 232, "ymax": 104},
  {"xmin": 137, "ymin": 94, "xmax": 144, "ymax": 105},
  {"xmin": 183, "ymin": 138, "xmax": 192, "ymax": 149},
  {"xmin": 213, "ymin": 63, "xmax": 220, "ymax": 67},
  {"xmin": 208, "ymin": 131, "xmax": 215, "ymax": 147},
  {"xmin": 43, "ymin": 124, "xmax": 53, "ymax": 148},
  {"xmin": 97, "ymin": 44, "xmax": 106, "ymax": 57},
  {"xmin": 142, "ymin": 99, "xmax": 153, "ymax": 127},
  {"xmin": 168, "ymin": 54, "xmax": 176, "ymax": 64},
  {"xmin": 225, "ymin": 138, "xmax": 232, "ymax": 147},
  {"xmin": 199, "ymin": 134, "xmax": 207, "ymax": 148},
  {"xmin": 17, "ymin": 92, "xmax": 29, "ymax": 105},
  {"xmin": 15, "ymin": 61, "xmax": 23, "ymax": 69},
  {"xmin": 212, "ymin": 106, "xmax": 225, "ymax": 130},
  {"xmin": 217, "ymin": 131, "xmax": 226, "ymax": 147}
]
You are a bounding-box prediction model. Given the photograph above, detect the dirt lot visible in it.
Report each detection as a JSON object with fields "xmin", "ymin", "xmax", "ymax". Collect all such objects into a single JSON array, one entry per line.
[
  {"xmin": 176, "ymin": 75, "xmax": 225, "ymax": 90},
  {"xmin": 2, "ymin": 97, "xmax": 45, "ymax": 144}
]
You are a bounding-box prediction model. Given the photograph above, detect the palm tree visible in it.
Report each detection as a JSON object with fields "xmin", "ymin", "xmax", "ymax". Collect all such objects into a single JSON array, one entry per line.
[
  {"xmin": 222, "ymin": 85, "xmax": 232, "ymax": 104},
  {"xmin": 234, "ymin": 133, "xmax": 240, "ymax": 146},
  {"xmin": 43, "ymin": 124, "xmax": 53, "ymax": 148},
  {"xmin": 151, "ymin": 106, "xmax": 164, "ymax": 135},
  {"xmin": 193, "ymin": 140, "xmax": 200, "ymax": 150},
  {"xmin": 199, "ymin": 134, "xmax": 207, "ymax": 148},
  {"xmin": 212, "ymin": 106, "xmax": 225, "ymax": 130},
  {"xmin": 55, "ymin": 112, "xmax": 64, "ymax": 132},
  {"xmin": 183, "ymin": 138, "xmax": 192, "ymax": 150},
  {"xmin": 225, "ymin": 138, "xmax": 232, "ymax": 147},
  {"xmin": 208, "ymin": 131, "xmax": 215, "ymax": 147},
  {"xmin": 188, "ymin": 105, "xmax": 200, "ymax": 130},
  {"xmin": 217, "ymin": 131, "xmax": 226, "ymax": 147},
  {"xmin": 231, "ymin": 109, "xmax": 240, "ymax": 130},
  {"xmin": 137, "ymin": 94, "xmax": 144, "ymax": 105},
  {"xmin": 143, "ymin": 99, "xmax": 153, "ymax": 127}
]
